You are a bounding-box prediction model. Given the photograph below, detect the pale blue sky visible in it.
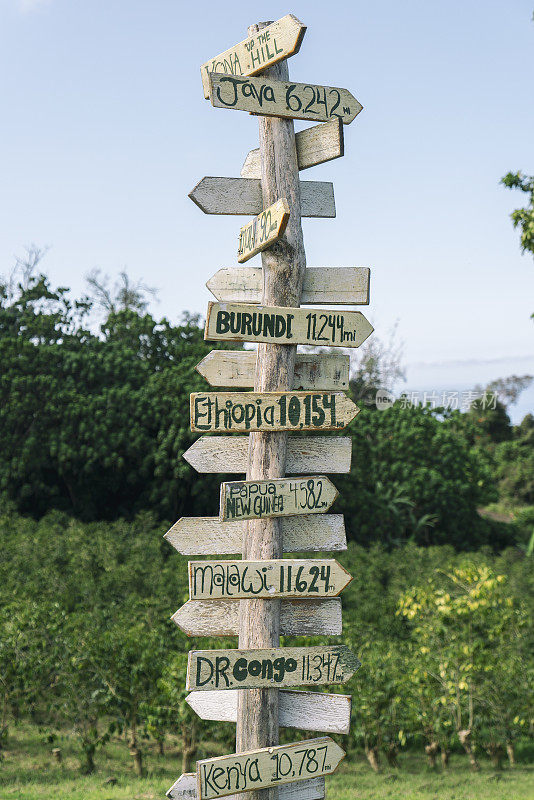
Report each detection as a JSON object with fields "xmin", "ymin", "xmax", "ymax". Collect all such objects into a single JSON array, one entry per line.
[{"xmin": 1, "ymin": 0, "xmax": 533, "ymax": 419}]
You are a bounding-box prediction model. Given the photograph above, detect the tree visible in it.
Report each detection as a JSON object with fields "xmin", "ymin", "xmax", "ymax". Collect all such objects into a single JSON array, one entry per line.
[{"xmin": 501, "ymin": 172, "xmax": 534, "ymax": 258}]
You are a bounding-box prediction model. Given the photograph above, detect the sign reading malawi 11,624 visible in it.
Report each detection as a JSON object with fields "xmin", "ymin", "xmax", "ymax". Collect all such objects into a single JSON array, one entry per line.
[
  {"xmin": 190, "ymin": 391, "xmax": 359, "ymax": 432},
  {"xmin": 205, "ymin": 302, "xmax": 373, "ymax": 348},
  {"xmin": 220, "ymin": 477, "xmax": 337, "ymax": 522}
]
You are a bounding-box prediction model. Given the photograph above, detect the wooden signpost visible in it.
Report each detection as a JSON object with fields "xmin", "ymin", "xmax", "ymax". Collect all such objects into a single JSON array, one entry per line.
[{"xmin": 167, "ymin": 15, "xmax": 371, "ymax": 800}]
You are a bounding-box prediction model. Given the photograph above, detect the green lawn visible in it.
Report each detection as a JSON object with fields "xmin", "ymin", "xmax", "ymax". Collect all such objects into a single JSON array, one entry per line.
[{"xmin": 1, "ymin": 723, "xmax": 533, "ymax": 800}]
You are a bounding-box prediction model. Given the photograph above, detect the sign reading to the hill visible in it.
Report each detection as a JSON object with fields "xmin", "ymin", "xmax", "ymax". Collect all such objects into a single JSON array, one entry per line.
[
  {"xmin": 190, "ymin": 391, "xmax": 359, "ymax": 433},
  {"xmin": 200, "ymin": 14, "xmax": 306, "ymax": 99},
  {"xmin": 187, "ymin": 645, "xmax": 360, "ymax": 691},
  {"xmin": 188, "ymin": 558, "xmax": 352, "ymax": 600},
  {"xmin": 220, "ymin": 477, "xmax": 337, "ymax": 521},
  {"xmin": 209, "ymin": 73, "xmax": 362, "ymax": 125},
  {"xmin": 205, "ymin": 302, "xmax": 373, "ymax": 348},
  {"xmin": 196, "ymin": 736, "xmax": 345, "ymax": 799},
  {"xmin": 237, "ymin": 198, "xmax": 289, "ymax": 262}
]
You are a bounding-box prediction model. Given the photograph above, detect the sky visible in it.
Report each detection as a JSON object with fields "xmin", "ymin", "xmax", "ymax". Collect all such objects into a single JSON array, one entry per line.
[{"xmin": 0, "ymin": 0, "xmax": 533, "ymax": 420}]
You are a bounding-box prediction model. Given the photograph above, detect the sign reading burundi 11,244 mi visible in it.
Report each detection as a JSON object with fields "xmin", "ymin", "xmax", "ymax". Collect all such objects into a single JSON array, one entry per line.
[
  {"xmin": 188, "ymin": 558, "xmax": 352, "ymax": 600},
  {"xmin": 200, "ymin": 14, "xmax": 306, "ymax": 99},
  {"xmin": 237, "ymin": 198, "xmax": 289, "ymax": 263},
  {"xmin": 220, "ymin": 476, "xmax": 337, "ymax": 522},
  {"xmin": 205, "ymin": 302, "xmax": 373, "ymax": 349},
  {"xmin": 209, "ymin": 73, "xmax": 363, "ymax": 126},
  {"xmin": 190, "ymin": 391, "xmax": 359, "ymax": 433},
  {"xmin": 196, "ymin": 736, "xmax": 345, "ymax": 800}
]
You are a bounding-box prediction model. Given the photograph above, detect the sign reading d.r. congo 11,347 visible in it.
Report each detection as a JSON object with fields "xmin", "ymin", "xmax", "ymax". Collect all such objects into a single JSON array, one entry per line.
[
  {"xmin": 205, "ymin": 301, "xmax": 373, "ymax": 348},
  {"xmin": 187, "ymin": 645, "xmax": 360, "ymax": 691},
  {"xmin": 220, "ymin": 477, "xmax": 338, "ymax": 522},
  {"xmin": 190, "ymin": 391, "xmax": 359, "ymax": 433}
]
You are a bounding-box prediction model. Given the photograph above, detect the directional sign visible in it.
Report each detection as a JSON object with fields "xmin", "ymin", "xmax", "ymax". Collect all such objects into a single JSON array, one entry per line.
[
  {"xmin": 205, "ymin": 302, "xmax": 374, "ymax": 349},
  {"xmin": 189, "ymin": 178, "xmax": 335, "ymax": 218},
  {"xmin": 188, "ymin": 559, "xmax": 352, "ymax": 600},
  {"xmin": 220, "ymin": 476, "xmax": 338, "ymax": 522},
  {"xmin": 241, "ymin": 119, "xmax": 344, "ymax": 177},
  {"xmin": 195, "ymin": 351, "xmax": 350, "ymax": 391},
  {"xmin": 237, "ymin": 198, "xmax": 289, "ymax": 263},
  {"xmin": 200, "ymin": 14, "xmax": 306, "ymax": 99},
  {"xmin": 209, "ymin": 72, "xmax": 363, "ymax": 126},
  {"xmin": 206, "ymin": 266, "xmax": 369, "ymax": 305},
  {"xmin": 167, "ymin": 774, "xmax": 325, "ymax": 800},
  {"xmin": 164, "ymin": 514, "xmax": 347, "ymax": 555},
  {"xmin": 171, "ymin": 598, "xmax": 342, "ymax": 637},
  {"xmin": 190, "ymin": 391, "xmax": 359, "ymax": 433},
  {"xmin": 187, "ymin": 689, "xmax": 352, "ymax": 735},
  {"xmin": 196, "ymin": 737, "xmax": 345, "ymax": 799},
  {"xmin": 183, "ymin": 436, "xmax": 352, "ymax": 474}
]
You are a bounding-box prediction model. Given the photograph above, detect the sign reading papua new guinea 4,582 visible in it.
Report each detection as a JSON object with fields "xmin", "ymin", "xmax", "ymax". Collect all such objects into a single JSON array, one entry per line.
[
  {"xmin": 205, "ymin": 302, "xmax": 373, "ymax": 349},
  {"xmin": 220, "ymin": 477, "xmax": 338, "ymax": 522},
  {"xmin": 190, "ymin": 391, "xmax": 359, "ymax": 433}
]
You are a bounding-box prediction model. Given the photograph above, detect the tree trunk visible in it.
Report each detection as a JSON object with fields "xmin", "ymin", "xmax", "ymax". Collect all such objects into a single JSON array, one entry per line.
[
  {"xmin": 181, "ymin": 723, "xmax": 197, "ymax": 774},
  {"xmin": 80, "ymin": 743, "xmax": 95, "ymax": 774},
  {"xmin": 485, "ymin": 743, "xmax": 504, "ymax": 770},
  {"xmin": 385, "ymin": 743, "xmax": 399, "ymax": 767},
  {"xmin": 458, "ymin": 729, "xmax": 479, "ymax": 771},
  {"xmin": 129, "ymin": 719, "xmax": 143, "ymax": 777},
  {"xmin": 425, "ymin": 740, "xmax": 438, "ymax": 769},
  {"xmin": 506, "ymin": 740, "xmax": 515, "ymax": 768},
  {"xmin": 157, "ymin": 737, "xmax": 164, "ymax": 757},
  {"xmin": 440, "ymin": 747, "xmax": 450, "ymax": 769},
  {"xmin": 365, "ymin": 745, "xmax": 380, "ymax": 772}
]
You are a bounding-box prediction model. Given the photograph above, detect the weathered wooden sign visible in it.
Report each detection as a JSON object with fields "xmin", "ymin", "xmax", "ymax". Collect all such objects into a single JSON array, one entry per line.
[
  {"xmin": 189, "ymin": 177, "xmax": 335, "ymax": 218},
  {"xmin": 205, "ymin": 302, "xmax": 374, "ymax": 348},
  {"xmin": 168, "ymin": 774, "xmax": 325, "ymax": 800},
  {"xmin": 187, "ymin": 689, "xmax": 352, "ymax": 735},
  {"xmin": 190, "ymin": 391, "xmax": 359, "ymax": 433},
  {"xmin": 237, "ymin": 198, "xmax": 289, "ymax": 262},
  {"xmin": 206, "ymin": 266, "xmax": 370, "ymax": 305},
  {"xmin": 188, "ymin": 558, "xmax": 352, "ymax": 600},
  {"xmin": 241, "ymin": 119, "xmax": 343, "ymax": 177},
  {"xmin": 196, "ymin": 737, "xmax": 345, "ymax": 799},
  {"xmin": 220, "ymin": 476, "xmax": 338, "ymax": 521},
  {"xmin": 183, "ymin": 436, "xmax": 352, "ymax": 474},
  {"xmin": 172, "ymin": 598, "xmax": 342, "ymax": 637},
  {"xmin": 209, "ymin": 72, "xmax": 362, "ymax": 125},
  {"xmin": 164, "ymin": 513, "xmax": 347, "ymax": 555},
  {"xmin": 195, "ymin": 351, "xmax": 350, "ymax": 391},
  {"xmin": 200, "ymin": 14, "xmax": 306, "ymax": 99}
]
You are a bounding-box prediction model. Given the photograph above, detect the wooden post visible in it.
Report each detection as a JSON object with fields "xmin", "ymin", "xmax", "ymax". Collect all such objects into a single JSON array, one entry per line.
[{"xmin": 236, "ymin": 20, "xmax": 307, "ymax": 800}]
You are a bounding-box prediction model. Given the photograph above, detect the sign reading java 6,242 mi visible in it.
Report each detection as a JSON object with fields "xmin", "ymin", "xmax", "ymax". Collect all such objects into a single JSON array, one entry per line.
[
  {"xmin": 205, "ymin": 302, "xmax": 373, "ymax": 348},
  {"xmin": 190, "ymin": 391, "xmax": 359, "ymax": 433},
  {"xmin": 220, "ymin": 476, "xmax": 337, "ymax": 521}
]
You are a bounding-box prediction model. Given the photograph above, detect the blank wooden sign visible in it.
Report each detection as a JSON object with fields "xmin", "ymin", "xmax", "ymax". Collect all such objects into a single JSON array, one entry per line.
[
  {"xmin": 205, "ymin": 302, "xmax": 374, "ymax": 348},
  {"xmin": 220, "ymin": 476, "xmax": 338, "ymax": 521},
  {"xmin": 209, "ymin": 72, "xmax": 363, "ymax": 125},
  {"xmin": 188, "ymin": 559, "xmax": 352, "ymax": 600},
  {"xmin": 237, "ymin": 198, "xmax": 289, "ymax": 263}
]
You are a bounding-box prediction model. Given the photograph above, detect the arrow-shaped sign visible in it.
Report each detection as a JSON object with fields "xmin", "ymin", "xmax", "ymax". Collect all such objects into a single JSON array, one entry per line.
[
  {"xmin": 241, "ymin": 119, "xmax": 344, "ymax": 177},
  {"xmin": 190, "ymin": 391, "xmax": 359, "ymax": 433},
  {"xmin": 164, "ymin": 514, "xmax": 347, "ymax": 555},
  {"xmin": 205, "ymin": 302, "xmax": 374, "ymax": 348},
  {"xmin": 195, "ymin": 351, "xmax": 350, "ymax": 391},
  {"xmin": 171, "ymin": 598, "xmax": 342, "ymax": 637},
  {"xmin": 188, "ymin": 559, "xmax": 352, "ymax": 600},
  {"xmin": 237, "ymin": 198, "xmax": 289, "ymax": 263},
  {"xmin": 220, "ymin": 476, "xmax": 338, "ymax": 521},
  {"xmin": 196, "ymin": 737, "xmax": 345, "ymax": 799},
  {"xmin": 167, "ymin": 773, "xmax": 325, "ymax": 800},
  {"xmin": 209, "ymin": 72, "xmax": 363, "ymax": 125},
  {"xmin": 200, "ymin": 14, "xmax": 306, "ymax": 99},
  {"xmin": 187, "ymin": 689, "xmax": 352, "ymax": 735},
  {"xmin": 183, "ymin": 436, "xmax": 352, "ymax": 474},
  {"xmin": 189, "ymin": 178, "xmax": 335, "ymax": 218},
  {"xmin": 206, "ymin": 266, "xmax": 369, "ymax": 305}
]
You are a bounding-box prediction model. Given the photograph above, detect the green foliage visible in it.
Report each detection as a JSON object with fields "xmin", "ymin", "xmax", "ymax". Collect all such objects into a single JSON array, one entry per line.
[{"xmin": 501, "ymin": 171, "xmax": 534, "ymax": 257}]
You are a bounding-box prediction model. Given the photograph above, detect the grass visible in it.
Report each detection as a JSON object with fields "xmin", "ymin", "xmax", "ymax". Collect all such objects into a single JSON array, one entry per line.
[{"xmin": 1, "ymin": 723, "xmax": 533, "ymax": 800}]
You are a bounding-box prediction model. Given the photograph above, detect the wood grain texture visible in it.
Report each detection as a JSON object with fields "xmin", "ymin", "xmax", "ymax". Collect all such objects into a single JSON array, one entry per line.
[
  {"xmin": 237, "ymin": 198, "xmax": 290, "ymax": 263},
  {"xmin": 167, "ymin": 774, "xmax": 325, "ymax": 800},
  {"xmin": 207, "ymin": 266, "xmax": 369, "ymax": 305},
  {"xmin": 164, "ymin": 514, "xmax": 347, "ymax": 555},
  {"xmin": 220, "ymin": 477, "xmax": 338, "ymax": 521},
  {"xmin": 171, "ymin": 598, "xmax": 342, "ymax": 637},
  {"xmin": 195, "ymin": 351, "xmax": 350, "ymax": 391},
  {"xmin": 209, "ymin": 72, "xmax": 363, "ymax": 125},
  {"xmin": 182, "ymin": 436, "xmax": 352, "ymax": 475},
  {"xmin": 189, "ymin": 178, "xmax": 335, "ymax": 218},
  {"xmin": 241, "ymin": 120, "xmax": 343, "ymax": 177},
  {"xmin": 205, "ymin": 302, "xmax": 374, "ymax": 348},
  {"xmin": 188, "ymin": 559, "xmax": 352, "ymax": 600},
  {"xmin": 187, "ymin": 689, "xmax": 352, "ymax": 734},
  {"xmin": 200, "ymin": 14, "xmax": 306, "ymax": 99}
]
